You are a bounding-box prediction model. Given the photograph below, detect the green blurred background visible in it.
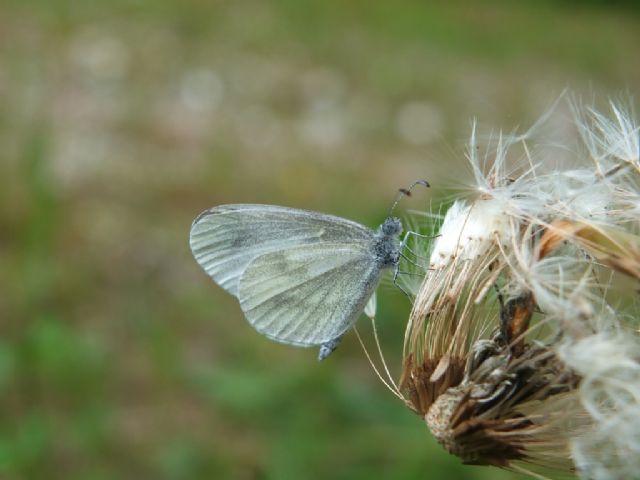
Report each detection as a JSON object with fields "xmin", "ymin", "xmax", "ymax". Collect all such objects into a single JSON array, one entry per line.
[{"xmin": 1, "ymin": 1, "xmax": 639, "ymax": 479}]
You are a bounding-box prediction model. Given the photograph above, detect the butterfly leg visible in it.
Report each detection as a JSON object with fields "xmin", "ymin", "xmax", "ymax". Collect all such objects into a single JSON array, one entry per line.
[
  {"xmin": 405, "ymin": 230, "xmax": 437, "ymax": 239},
  {"xmin": 318, "ymin": 335, "xmax": 343, "ymax": 361},
  {"xmin": 400, "ymin": 230, "xmax": 438, "ymax": 262},
  {"xmin": 392, "ymin": 262, "xmax": 414, "ymax": 300},
  {"xmin": 399, "ymin": 252, "xmax": 428, "ymax": 271}
]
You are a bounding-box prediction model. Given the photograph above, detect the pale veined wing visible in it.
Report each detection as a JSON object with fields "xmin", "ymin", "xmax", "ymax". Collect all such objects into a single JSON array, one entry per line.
[
  {"xmin": 238, "ymin": 242, "xmax": 382, "ymax": 346},
  {"xmin": 189, "ymin": 204, "xmax": 374, "ymax": 297}
]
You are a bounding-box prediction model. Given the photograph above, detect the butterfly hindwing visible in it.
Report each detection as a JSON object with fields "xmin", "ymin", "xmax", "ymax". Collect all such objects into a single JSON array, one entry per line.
[{"xmin": 238, "ymin": 242, "xmax": 381, "ymax": 346}]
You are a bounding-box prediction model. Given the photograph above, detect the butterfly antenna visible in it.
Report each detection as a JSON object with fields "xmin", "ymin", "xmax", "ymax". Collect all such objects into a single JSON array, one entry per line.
[{"xmin": 388, "ymin": 179, "xmax": 430, "ymax": 217}]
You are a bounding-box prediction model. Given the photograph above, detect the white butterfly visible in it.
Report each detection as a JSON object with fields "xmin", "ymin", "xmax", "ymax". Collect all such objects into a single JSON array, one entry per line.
[{"xmin": 189, "ymin": 204, "xmax": 405, "ymax": 360}]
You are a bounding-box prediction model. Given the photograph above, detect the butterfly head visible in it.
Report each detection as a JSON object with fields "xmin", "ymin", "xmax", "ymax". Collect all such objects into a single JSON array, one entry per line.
[{"xmin": 381, "ymin": 217, "xmax": 403, "ymax": 237}]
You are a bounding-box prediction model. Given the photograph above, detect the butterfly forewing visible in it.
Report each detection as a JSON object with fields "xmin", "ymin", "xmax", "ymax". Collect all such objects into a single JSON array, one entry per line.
[
  {"xmin": 189, "ymin": 204, "xmax": 374, "ymax": 297},
  {"xmin": 238, "ymin": 243, "xmax": 381, "ymax": 346}
]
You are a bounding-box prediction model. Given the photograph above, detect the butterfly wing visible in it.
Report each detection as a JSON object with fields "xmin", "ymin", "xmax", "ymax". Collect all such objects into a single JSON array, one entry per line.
[
  {"xmin": 189, "ymin": 204, "xmax": 374, "ymax": 297},
  {"xmin": 238, "ymin": 242, "xmax": 382, "ymax": 346}
]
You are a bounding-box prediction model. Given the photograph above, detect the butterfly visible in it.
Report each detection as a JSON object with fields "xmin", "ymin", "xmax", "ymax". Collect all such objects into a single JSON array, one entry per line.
[{"xmin": 189, "ymin": 181, "xmax": 428, "ymax": 360}]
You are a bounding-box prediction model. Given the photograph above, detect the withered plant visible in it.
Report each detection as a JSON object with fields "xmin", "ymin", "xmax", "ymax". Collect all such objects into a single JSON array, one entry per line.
[{"xmin": 366, "ymin": 99, "xmax": 640, "ymax": 480}]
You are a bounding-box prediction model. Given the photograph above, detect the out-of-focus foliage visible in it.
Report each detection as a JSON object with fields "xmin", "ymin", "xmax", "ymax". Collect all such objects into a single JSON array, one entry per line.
[{"xmin": 1, "ymin": 1, "xmax": 639, "ymax": 479}]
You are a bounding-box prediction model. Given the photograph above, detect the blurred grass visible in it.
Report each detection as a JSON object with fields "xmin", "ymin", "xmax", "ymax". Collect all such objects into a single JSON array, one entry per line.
[{"xmin": 1, "ymin": 1, "xmax": 639, "ymax": 479}]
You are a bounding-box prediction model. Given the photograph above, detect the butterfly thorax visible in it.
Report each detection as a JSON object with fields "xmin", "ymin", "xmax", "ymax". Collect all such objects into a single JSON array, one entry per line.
[{"xmin": 372, "ymin": 217, "xmax": 402, "ymax": 267}]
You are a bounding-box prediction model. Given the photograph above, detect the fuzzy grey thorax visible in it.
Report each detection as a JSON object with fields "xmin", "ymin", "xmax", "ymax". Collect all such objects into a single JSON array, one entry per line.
[{"xmin": 372, "ymin": 217, "xmax": 403, "ymax": 267}]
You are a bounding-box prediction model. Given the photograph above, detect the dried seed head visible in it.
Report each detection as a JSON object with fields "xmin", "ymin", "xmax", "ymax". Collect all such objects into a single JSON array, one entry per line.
[{"xmin": 396, "ymin": 98, "xmax": 640, "ymax": 479}]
